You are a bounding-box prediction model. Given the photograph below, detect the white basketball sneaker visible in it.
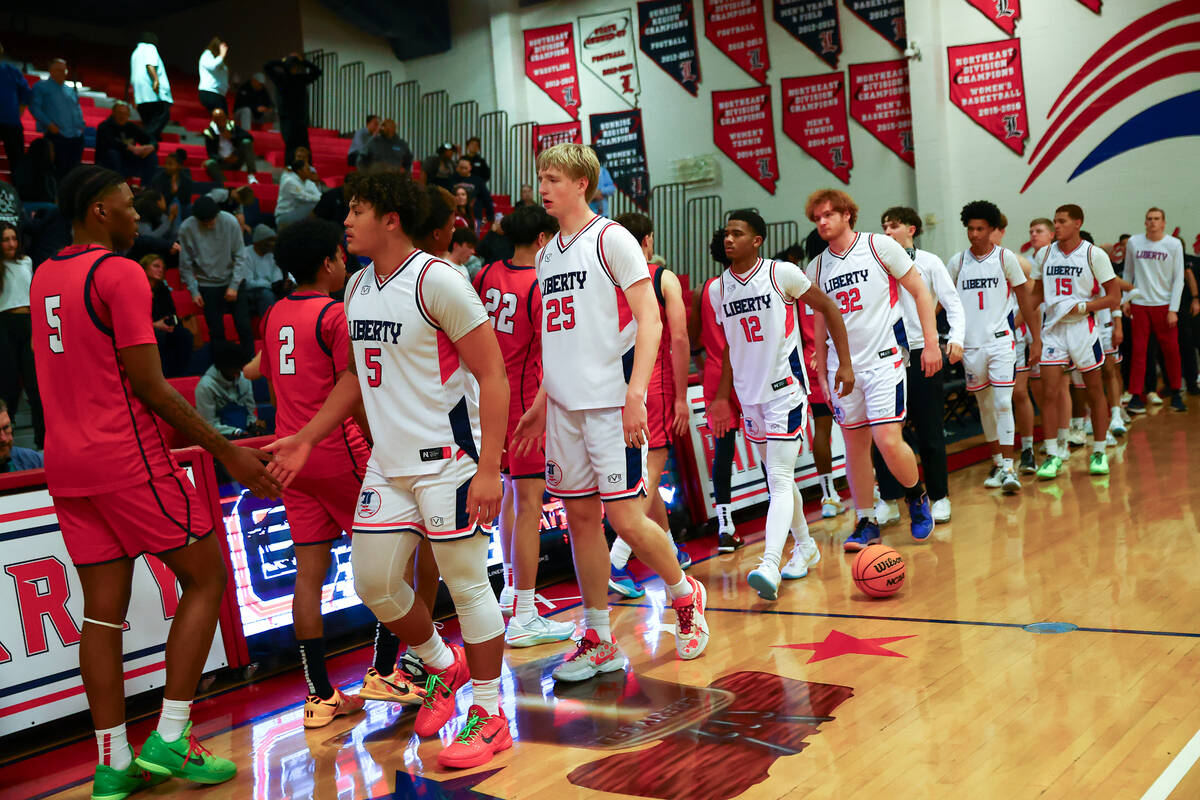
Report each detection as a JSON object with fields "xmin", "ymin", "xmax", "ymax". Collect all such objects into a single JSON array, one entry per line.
[{"xmin": 781, "ymin": 537, "xmax": 820, "ymax": 579}]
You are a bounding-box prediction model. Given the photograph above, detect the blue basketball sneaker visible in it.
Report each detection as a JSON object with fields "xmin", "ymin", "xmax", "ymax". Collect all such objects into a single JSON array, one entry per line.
[
  {"xmin": 675, "ymin": 546, "xmax": 692, "ymax": 570},
  {"xmin": 908, "ymin": 493, "xmax": 934, "ymax": 540},
  {"xmin": 843, "ymin": 517, "xmax": 880, "ymax": 552},
  {"xmin": 608, "ymin": 565, "xmax": 645, "ymax": 598}
]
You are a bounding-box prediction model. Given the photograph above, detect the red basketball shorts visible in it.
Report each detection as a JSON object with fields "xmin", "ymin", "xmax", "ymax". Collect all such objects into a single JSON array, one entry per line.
[
  {"xmin": 646, "ymin": 386, "xmax": 675, "ymax": 449},
  {"xmin": 283, "ymin": 469, "xmax": 364, "ymax": 545},
  {"xmin": 54, "ymin": 470, "xmax": 213, "ymax": 566},
  {"xmin": 502, "ymin": 406, "xmax": 544, "ymax": 480}
]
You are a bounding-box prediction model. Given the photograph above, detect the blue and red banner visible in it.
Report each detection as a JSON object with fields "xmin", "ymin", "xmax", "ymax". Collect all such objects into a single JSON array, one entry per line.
[
  {"xmin": 590, "ymin": 109, "xmax": 651, "ymax": 210},
  {"xmin": 638, "ymin": 0, "xmax": 702, "ymax": 96},
  {"xmin": 844, "ymin": 0, "xmax": 905, "ymax": 52},
  {"xmin": 773, "ymin": 0, "xmax": 841, "ymax": 69},
  {"xmin": 534, "ymin": 121, "xmax": 583, "ymax": 156}
]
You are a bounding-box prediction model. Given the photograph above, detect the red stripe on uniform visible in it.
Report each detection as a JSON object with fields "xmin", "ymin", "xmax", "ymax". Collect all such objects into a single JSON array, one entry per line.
[{"xmin": 436, "ymin": 330, "xmax": 459, "ymax": 385}]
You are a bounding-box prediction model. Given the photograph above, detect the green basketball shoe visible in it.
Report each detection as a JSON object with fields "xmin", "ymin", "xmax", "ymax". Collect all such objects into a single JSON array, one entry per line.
[
  {"xmin": 91, "ymin": 758, "xmax": 169, "ymax": 800},
  {"xmin": 135, "ymin": 722, "xmax": 236, "ymax": 785}
]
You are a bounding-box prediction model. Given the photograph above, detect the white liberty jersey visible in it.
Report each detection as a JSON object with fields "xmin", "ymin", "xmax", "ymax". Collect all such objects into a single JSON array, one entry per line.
[
  {"xmin": 716, "ymin": 257, "xmax": 812, "ymax": 406},
  {"xmin": 805, "ymin": 232, "xmax": 912, "ymax": 371},
  {"xmin": 345, "ymin": 250, "xmax": 489, "ymax": 477},
  {"xmin": 1032, "ymin": 240, "xmax": 1115, "ymax": 329},
  {"xmin": 537, "ymin": 214, "xmax": 650, "ymax": 411},
  {"xmin": 947, "ymin": 245, "xmax": 1026, "ymax": 348}
]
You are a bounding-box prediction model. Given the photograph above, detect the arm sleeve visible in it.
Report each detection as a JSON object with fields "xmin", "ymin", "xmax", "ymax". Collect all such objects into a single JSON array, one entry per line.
[
  {"xmin": 870, "ymin": 234, "xmax": 913, "ymax": 279},
  {"xmin": 16, "ymin": 72, "xmax": 31, "ymax": 105},
  {"xmin": 420, "ymin": 262, "xmax": 489, "ymax": 342},
  {"xmin": 1002, "ymin": 249, "xmax": 1027, "ymax": 287},
  {"xmin": 28, "ymin": 84, "xmax": 49, "ymax": 126},
  {"xmin": 775, "ymin": 261, "xmax": 812, "ymax": 300},
  {"xmin": 598, "ymin": 224, "xmax": 651, "ymax": 290},
  {"xmin": 928, "ymin": 254, "xmax": 965, "ymax": 346},
  {"xmin": 1170, "ymin": 240, "xmax": 1185, "ymax": 309},
  {"xmin": 231, "ymin": 241, "xmax": 251, "ymax": 287},
  {"xmin": 178, "ymin": 226, "xmax": 199, "ymax": 294},
  {"xmin": 1089, "ymin": 245, "xmax": 1116, "ymax": 285},
  {"xmin": 96, "ymin": 258, "xmax": 159, "ymax": 350}
]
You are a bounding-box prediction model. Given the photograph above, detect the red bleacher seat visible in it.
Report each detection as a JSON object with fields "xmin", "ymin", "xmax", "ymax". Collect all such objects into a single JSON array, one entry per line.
[{"xmin": 249, "ymin": 182, "xmax": 279, "ymax": 213}]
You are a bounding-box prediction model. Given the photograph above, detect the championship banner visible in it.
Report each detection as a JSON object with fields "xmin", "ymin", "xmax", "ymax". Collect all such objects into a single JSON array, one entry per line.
[
  {"xmin": 579, "ymin": 10, "xmax": 641, "ymax": 107},
  {"xmin": 704, "ymin": 0, "xmax": 771, "ymax": 84},
  {"xmin": 684, "ymin": 383, "xmax": 846, "ymax": 519},
  {"xmin": 965, "ymin": 0, "xmax": 1019, "ymax": 35},
  {"xmin": 524, "ymin": 24, "xmax": 582, "ymax": 120},
  {"xmin": 773, "ymin": 0, "xmax": 842, "ymax": 69},
  {"xmin": 534, "ymin": 121, "xmax": 583, "ymax": 156},
  {"xmin": 848, "ymin": 60, "xmax": 914, "ymax": 166},
  {"xmin": 712, "ymin": 86, "xmax": 779, "ymax": 193},
  {"xmin": 844, "ymin": 0, "xmax": 906, "ymax": 51},
  {"xmin": 782, "ymin": 73, "xmax": 853, "ymax": 183},
  {"xmin": 947, "ymin": 38, "xmax": 1029, "ymax": 155},
  {"xmin": 590, "ymin": 109, "xmax": 651, "ymax": 210},
  {"xmin": 637, "ymin": 0, "xmax": 702, "ymax": 96}
]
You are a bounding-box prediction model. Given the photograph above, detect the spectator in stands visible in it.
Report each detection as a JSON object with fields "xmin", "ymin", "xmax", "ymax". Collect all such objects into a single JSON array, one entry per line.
[
  {"xmin": 239, "ymin": 224, "xmax": 282, "ymax": 316},
  {"xmin": 312, "ymin": 181, "xmax": 348, "ymax": 226},
  {"xmin": 348, "ymin": 114, "xmax": 380, "ymax": 167},
  {"xmin": 476, "ymin": 218, "xmax": 514, "ymax": 265},
  {"xmin": 130, "ymin": 32, "xmax": 172, "ymax": 143},
  {"xmin": 0, "ymin": 42, "xmax": 31, "ymax": 174},
  {"xmin": 179, "ymin": 195, "xmax": 253, "ymax": 357},
  {"xmin": 202, "ymin": 108, "xmax": 258, "ymax": 184},
  {"xmin": 453, "ymin": 185, "xmax": 475, "ymax": 232},
  {"xmin": 421, "ymin": 142, "xmax": 458, "ymax": 191},
  {"xmin": 0, "ymin": 398, "xmax": 42, "ymax": 472},
  {"xmin": 30, "ymin": 59, "xmax": 84, "ymax": 180},
  {"xmin": 275, "ymin": 159, "xmax": 322, "ymax": 228},
  {"xmin": 358, "ymin": 118, "xmax": 412, "ymax": 173},
  {"xmin": 197, "ymin": 37, "xmax": 231, "ymax": 114},
  {"xmin": 514, "ymin": 183, "xmax": 536, "ymax": 209},
  {"xmin": 94, "ymin": 102, "xmax": 157, "ymax": 183},
  {"xmin": 264, "ymin": 52, "xmax": 322, "ymax": 164},
  {"xmin": 453, "ymin": 156, "xmax": 493, "ymax": 228},
  {"xmin": 133, "ymin": 189, "xmax": 180, "ymax": 256},
  {"xmin": 446, "ymin": 227, "xmax": 479, "ymax": 280},
  {"xmin": 412, "ymin": 184, "xmax": 457, "ymax": 263},
  {"xmin": 588, "ymin": 157, "xmax": 616, "ymax": 216},
  {"xmin": 0, "ymin": 223, "xmax": 43, "ymax": 449},
  {"xmin": 196, "ymin": 341, "xmax": 265, "ymax": 438},
  {"xmin": 209, "ymin": 185, "xmax": 260, "ymax": 236},
  {"xmin": 140, "ymin": 253, "xmax": 193, "ymax": 377},
  {"xmin": 150, "ymin": 148, "xmax": 193, "ymax": 214},
  {"xmin": 233, "ymin": 72, "xmax": 275, "ymax": 131},
  {"xmin": 464, "ymin": 136, "xmax": 490, "ymax": 183},
  {"xmin": 0, "ymin": 179, "xmax": 19, "ymax": 229}
]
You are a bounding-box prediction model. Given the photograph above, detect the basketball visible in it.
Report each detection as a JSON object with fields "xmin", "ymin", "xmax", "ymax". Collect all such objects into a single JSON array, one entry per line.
[{"xmin": 852, "ymin": 545, "xmax": 906, "ymax": 598}]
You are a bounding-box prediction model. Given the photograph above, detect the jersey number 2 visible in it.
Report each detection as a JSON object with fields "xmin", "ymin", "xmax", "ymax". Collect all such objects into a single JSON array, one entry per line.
[
  {"xmin": 483, "ymin": 288, "xmax": 518, "ymax": 334},
  {"xmin": 364, "ymin": 348, "xmax": 382, "ymax": 387},
  {"xmin": 45, "ymin": 296, "xmax": 64, "ymax": 353},
  {"xmin": 277, "ymin": 326, "xmax": 296, "ymax": 375},
  {"xmin": 740, "ymin": 315, "xmax": 764, "ymax": 342},
  {"xmin": 545, "ymin": 296, "xmax": 576, "ymax": 331}
]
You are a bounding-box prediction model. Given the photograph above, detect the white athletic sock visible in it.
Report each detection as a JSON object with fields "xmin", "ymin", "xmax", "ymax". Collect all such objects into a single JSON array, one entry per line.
[
  {"xmin": 156, "ymin": 698, "xmax": 191, "ymax": 743},
  {"xmin": 819, "ymin": 473, "xmax": 837, "ymax": 498},
  {"xmin": 1057, "ymin": 428, "xmax": 1069, "ymax": 452},
  {"xmin": 610, "ymin": 537, "xmax": 633, "ymax": 570},
  {"xmin": 1021, "ymin": 436, "xmax": 1034, "ymax": 451},
  {"xmin": 715, "ymin": 503, "xmax": 734, "ymax": 532},
  {"xmin": 1002, "ymin": 458, "xmax": 1014, "ymax": 472},
  {"xmin": 992, "ymin": 453, "xmax": 1004, "ymax": 466},
  {"xmin": 96, "ymin": 724, "xmax": 131, "ymax": 769},
  {"xmin": 514, "ymin": 588, "xmax": 536, "ymax": 624},
  {"xmin": 1070, "ymin": 416, "xmax": 1084, "ymax": 431},
  {"xmin": 471, "ymin": 678, "xmax": 500, "ymax": 716},
  {"xmin": 856, "ymin": 508, "xmax": 876, "ymax": 522},
  {"xmin": 1044, "ymin": 439, "xmax": 1059, "ymax": 458},
  {"xmin": 666, "ymin": 575, "xmax": 692, "ymax": 601},
  {"xmin": 1092, "ymin": 440, "xmax": 1105, "ymax": 454},
  {"xmin": 1111, "ymin": 406, "xmax": 1121, "ymax": 422},
  {"xmin": 411, "ymin": 632, "xmax": 454, "ymax": 671},
  {"xmin": 584, "ymin": 607, "xmax": 611, "ymax": 640},
  {"xmin": 502, "ymin": 562, "xmax": 513, "ymax": 589}
]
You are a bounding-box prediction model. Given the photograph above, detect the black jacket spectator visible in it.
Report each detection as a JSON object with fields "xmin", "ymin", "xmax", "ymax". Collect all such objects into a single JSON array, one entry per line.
[
  {"xmin": 150, "ymin": 151, "xmax": 194, "ymax": 212},
  {"xmin": 359, "ymin": 132, "xmax": 413, "ymax": 172},
  {"xmin": 264, "ymin": 54, "xmax": 322, "ymax": 163},
  {"xmin": 202, "ymin": 118, "xmax": 253, "ymax": 161},
  {"xmin": 464, "ymin": 137, "xmax": 490, "ymax": 183},
  {"xmin": 95, "ymin": 106, "xmax": 156, "ymax": 182},
  {"xmin": 234, "ymin": 76, "xmax": 272, "ymax": 118}
]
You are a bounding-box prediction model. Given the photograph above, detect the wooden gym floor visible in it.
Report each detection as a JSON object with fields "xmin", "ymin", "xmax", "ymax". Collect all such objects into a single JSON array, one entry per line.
[{"xmin": 9, "ymin": 403, "xmax": 1200, "ymax": 800}]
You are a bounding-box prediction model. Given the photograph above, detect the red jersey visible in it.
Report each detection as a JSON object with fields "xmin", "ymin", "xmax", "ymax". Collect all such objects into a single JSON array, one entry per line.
[
  {"xmin": 30, "ymin": 245, "xmax": 175, "ymax": 496},
  {"xmin": 648, "ymin": 264, "xmax": 675, "ymax": 401},
  {"xmin": 473, "ymin": 260, "xmax": 542, "ymax": 417},
  {"xmin": 260, "ymin": 291, "xmax": 370, "ymax": 479}
]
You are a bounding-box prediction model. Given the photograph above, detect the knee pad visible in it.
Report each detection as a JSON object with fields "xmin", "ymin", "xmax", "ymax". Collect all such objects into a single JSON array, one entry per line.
[
  {"xmin": 444, "ymin": 577, "xmax": 504, "ymax": 644},
  {"xmin": 975, "ymin": 388, "xmax": 998, "ymax": 441},
  {"xmin": 994, "ymin": 387, "xmax": 1014, "ymax": 418},
  {"xmin": 351, "ymin": 541, "xmax": 416, "ymax": 623}
]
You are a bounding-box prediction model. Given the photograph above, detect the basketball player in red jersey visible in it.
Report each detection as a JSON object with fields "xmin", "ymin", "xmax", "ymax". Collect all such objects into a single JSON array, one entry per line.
[
  {"xmin": 688, "ymin": 228, "xmax": 744, "ymax": 553},
  {"xmin": 608, "ymin": 213, "xmax": 694, "ymax": 585},
  {"xmin": 262, "ymin": 219, "xmax": 425, "ymax": 726},
  {"xmin": 29, "ymin": 166, "xmax": 281, "ymax": 798},
  {"xmin": 472, "ymin": 204, "xmax": 575, "ymax": 647}
]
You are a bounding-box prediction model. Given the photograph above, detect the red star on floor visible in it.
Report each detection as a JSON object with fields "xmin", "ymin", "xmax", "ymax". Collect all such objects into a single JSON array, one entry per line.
[{"xmin": 774, "ymin": 630, "xmax": 916, "ymax": 663}]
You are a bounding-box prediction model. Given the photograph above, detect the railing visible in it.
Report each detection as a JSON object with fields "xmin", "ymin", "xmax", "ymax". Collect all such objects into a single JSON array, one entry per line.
[{"xmin": 300, "ymin": 53, "xmax": 809, "ymax": 285}]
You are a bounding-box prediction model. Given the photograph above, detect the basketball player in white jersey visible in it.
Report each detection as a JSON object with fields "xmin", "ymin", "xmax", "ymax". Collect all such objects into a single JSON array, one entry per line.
[
  {"xmin": 802, "ymin": 189, "xmax": 942, "ymax": 552},
  {"xmin": 706, "ymin": 210, "xmax": 853, "ymax": 600},
  {"xmin": 990, "ymin": 215, "xmax": 1040, "ymax": 473},
  {"xmin": 876, "ymin": 206, "xmax": 963, "ymax": 523},
  {"xmin": 1031, "ymin": 204, "xmax": 1121, "ymax": 479},
  {"xmin": 949, "ymin": 201, "xmax": 1041, "ymax": 494},
  {"xmin": 512, "ymin": 143, "xmax": 709, "ymax": 681},
  {"xmin": 267, "ymin": 171, "xmax": 512, "ymax": 769}
]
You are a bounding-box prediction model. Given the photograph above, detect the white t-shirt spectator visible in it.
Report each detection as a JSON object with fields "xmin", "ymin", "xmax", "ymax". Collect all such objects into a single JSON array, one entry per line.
[
  {"xmin": 130, "ymin": 42, "xmax": 172, "ymax": 104},
  {"xmin": 275, "ymin": 170, "xmax": 323, "ymax": 221},
  {"xmin": 198, "ymin": 50, "xmax": 229, "ymax": 95},
  {"xmin": 1124, "ymin": 234, "xmax": 1184, "ymax": 308},
  {"xmin": 0, "ymin": 256, "xmax": 33, "ymax": 312}
]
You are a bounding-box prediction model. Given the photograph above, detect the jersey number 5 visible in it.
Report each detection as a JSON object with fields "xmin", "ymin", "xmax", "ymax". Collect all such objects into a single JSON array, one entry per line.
[
  {"xmin": 364, "ymin": 347, "xmax": 382, "ymax": 387},
  {"xmin": 739, "ymin": 315, "xmax": 764, "ymax": 342},
  {"xmin": 483, "ymin": 288, "xmax": 518, "ymax": 334},
  {"xmin": 45, "ymin": 295, "xmax": 64, "ymax": 354},
  {"xmin": 835, "ymin": 288, "xmax": 863, "ymax": 314},
  {"xmin": 277, "ymin": 326, "xmax": 296, "ymax": 375},
  {"xmin": 545, "ymin": 296, "xmax": 576, "ymax": 332}
]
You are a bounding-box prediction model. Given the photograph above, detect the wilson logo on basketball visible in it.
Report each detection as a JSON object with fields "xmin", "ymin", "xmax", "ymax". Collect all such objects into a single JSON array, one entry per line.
[{"xmin": 873, "ymin": 557, "xmax": 902, "ymax": 573}]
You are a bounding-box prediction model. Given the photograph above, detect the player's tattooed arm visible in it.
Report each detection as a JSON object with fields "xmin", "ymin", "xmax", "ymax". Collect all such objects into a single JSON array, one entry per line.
[
  {"xmin": 800, "ymin": 286, "xmax": 854, "ymax": 398},
  {"xmin": 119, "ymin": 343, "xmax": 282, "ymax": 498}
]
